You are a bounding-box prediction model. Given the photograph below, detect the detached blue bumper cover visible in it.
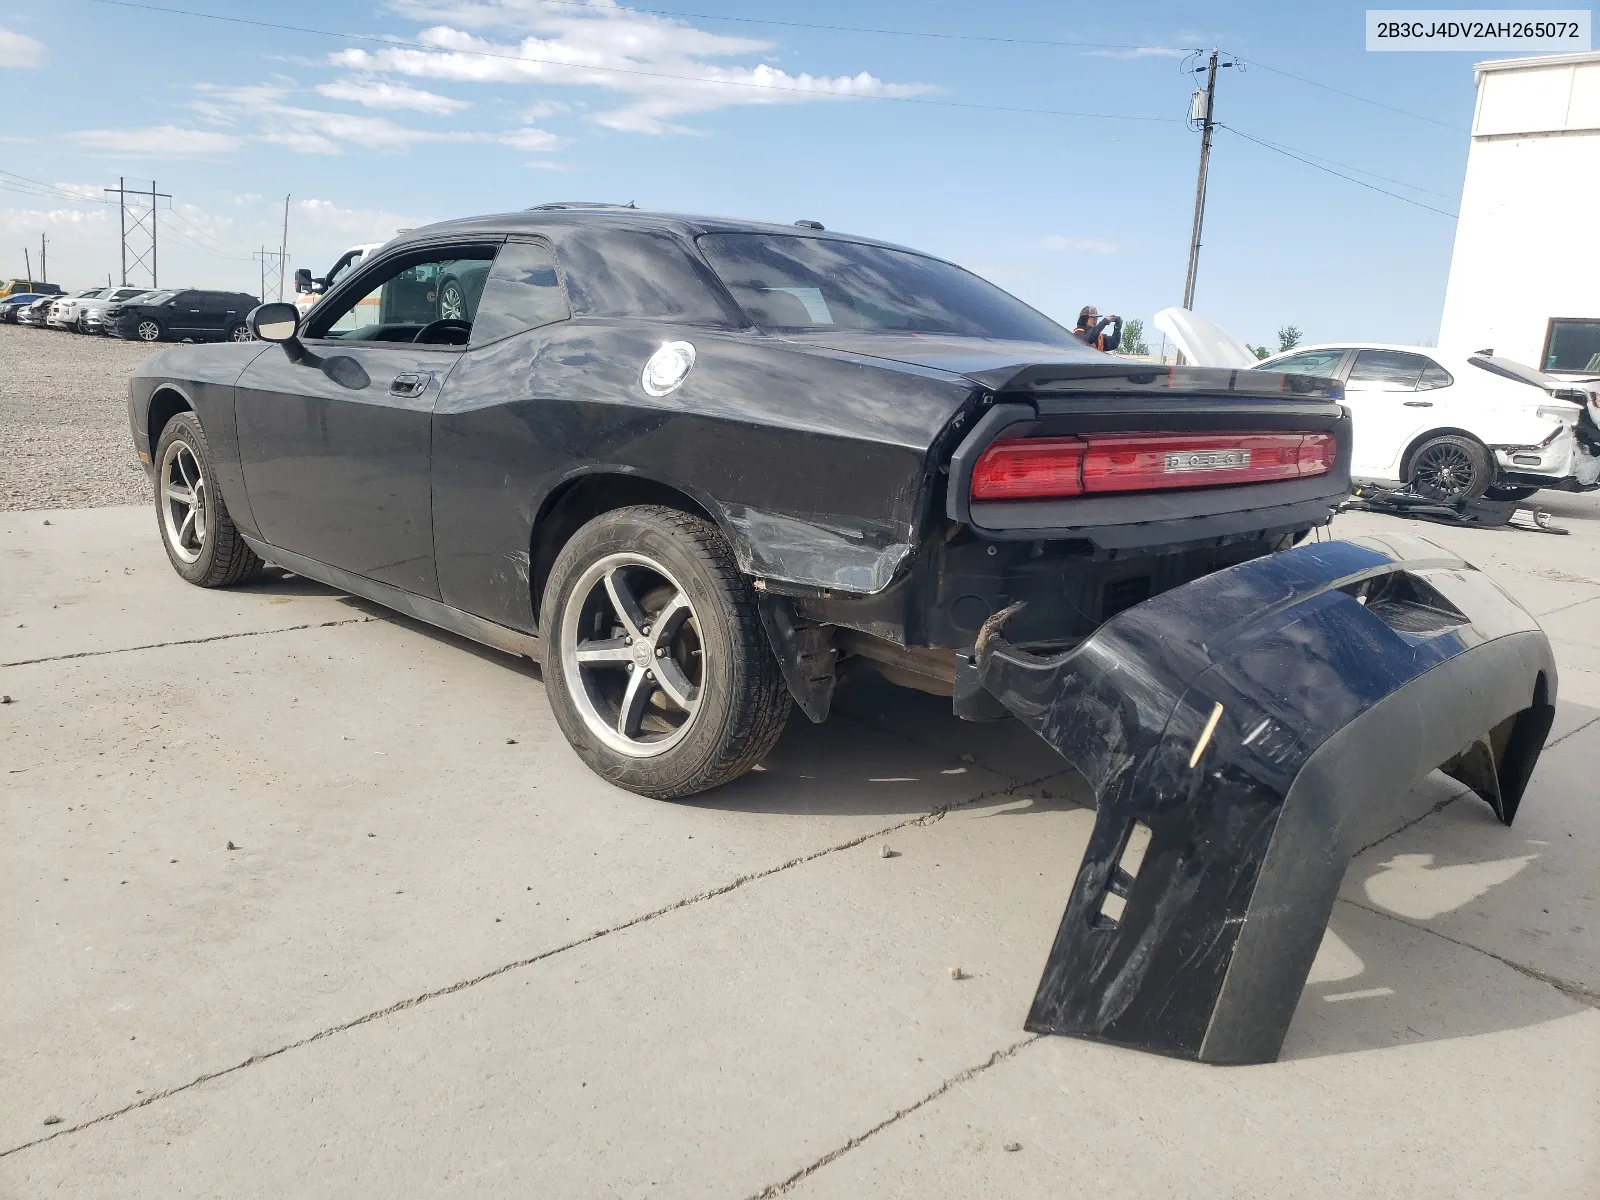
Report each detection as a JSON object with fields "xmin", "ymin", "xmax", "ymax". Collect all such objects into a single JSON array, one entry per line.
[{"xmin": 974, "ymin": 534, "xmax": 1556, "ymax": 1064}]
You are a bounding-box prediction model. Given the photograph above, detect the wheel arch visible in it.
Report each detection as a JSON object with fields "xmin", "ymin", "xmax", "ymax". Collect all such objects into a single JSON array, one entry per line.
[
  {"xmin": 147, "ymin": 384, "xmax": 197, "ymax": 456},
  {"xmin": 529, "ymin": 470, "xmax": 721, "ymax": 628}
]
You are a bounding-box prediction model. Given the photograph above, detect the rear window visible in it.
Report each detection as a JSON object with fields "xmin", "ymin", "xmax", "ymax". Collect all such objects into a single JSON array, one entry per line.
[
  {"xmin": 697, "ymin": 233, "xmax": 1073, "ymax": 343},
  {"xmin": 1543, "ymin": 318, "xmax": 1600, "ymax": 374}
]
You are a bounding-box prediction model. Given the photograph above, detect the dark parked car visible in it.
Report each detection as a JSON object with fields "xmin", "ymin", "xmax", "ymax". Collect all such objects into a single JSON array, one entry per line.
[
  {"xmin": 128, "ymin": 206, "xmax": 1557, "ymax": 1066},
  {"xmin": 106, "ymin": 288, "xmax": 259, "ymax": 343},
  {"xmin": 0, "ymin": 292, "xmax": 53, "ymax": 323}
]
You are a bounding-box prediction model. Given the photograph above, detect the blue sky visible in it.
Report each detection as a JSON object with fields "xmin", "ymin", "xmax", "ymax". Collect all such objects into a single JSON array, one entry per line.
[{"xmin": 0, "ymin": 0, "xmax": 1512, "ymax": 346}]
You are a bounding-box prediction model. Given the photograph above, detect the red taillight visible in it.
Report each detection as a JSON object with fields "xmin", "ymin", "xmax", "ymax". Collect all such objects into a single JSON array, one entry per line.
[
  {"xmin": 970, "ymin": 431, "xmax": 1336, "ymax": 501},
  {"xmin": 968, "ymin": 436, "xmax": 1088, "ymax": 500}
]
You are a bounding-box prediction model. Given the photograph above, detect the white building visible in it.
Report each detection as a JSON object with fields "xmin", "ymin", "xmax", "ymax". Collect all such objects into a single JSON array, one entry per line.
[{"xmin": 1437, "ymin": 50, "xmax": 1600, "ymax": 376}]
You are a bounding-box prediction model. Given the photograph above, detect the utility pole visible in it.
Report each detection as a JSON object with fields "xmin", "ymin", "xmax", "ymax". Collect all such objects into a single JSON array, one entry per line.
[
  {"xmin": 1182, "ymin": 49, "xmax": 1234, "ymax": 313},
  {"xmin": 278, "ymin": 195, "xmax": 291, "ymax": 302},
  {"xmin": 39, "ymin": 234, "xmax": 46, "ymax": 284},
  {"xmin": 103, "ymin": 178, "xmax": 170, "ymax": 288},
  {"xmin": 253, "ymin": 245, "xmax": 286, "ymax": 303},
  {"xmin": 23, "ymin": 248, "xmax": 30, "ymax": 281}
]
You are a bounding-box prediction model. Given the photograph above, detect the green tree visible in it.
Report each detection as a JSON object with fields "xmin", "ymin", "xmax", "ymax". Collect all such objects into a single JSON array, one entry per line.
[
  {"xmin": 1277, "ymin": 324, "xmax": 1302, "ymax": 353},
  {"xmin": 1119, "ymin": 317, "xmax": 1150, "ymax": 356},
  {"xmin": 1245, "ymin": 344, "xmax": 1270, "ymax": 359}
]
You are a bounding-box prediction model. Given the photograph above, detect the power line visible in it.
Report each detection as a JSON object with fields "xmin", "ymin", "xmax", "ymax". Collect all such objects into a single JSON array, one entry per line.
[
  {"xmin": 1217, "ymin": 126, "xmax": 1458, "ymax": 201},
  {"xmin": 1228, "ymin": 56, "xmax": 1468, "ymax": 133},
  {"xmin": 1218, "ymin": 125, "xmax": 1459, "ymax": 217},
  {"xmin": 79, "ymin": 0, "xmax": 1184, "ymax": 123}
]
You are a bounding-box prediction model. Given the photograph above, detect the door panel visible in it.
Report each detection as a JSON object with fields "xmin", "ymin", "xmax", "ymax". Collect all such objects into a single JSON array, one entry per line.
[{"xmin": 235, "ymin": 342, "xmax": 461, "ymax": 597}]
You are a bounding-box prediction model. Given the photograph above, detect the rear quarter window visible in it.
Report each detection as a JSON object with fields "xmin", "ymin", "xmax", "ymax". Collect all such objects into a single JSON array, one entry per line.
[{"xmin": 555, "ymin": 229, "xmax": 737, "ymax": 327}]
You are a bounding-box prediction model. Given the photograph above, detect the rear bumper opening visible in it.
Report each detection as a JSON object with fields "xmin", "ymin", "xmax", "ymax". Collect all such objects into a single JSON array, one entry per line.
[{"xmin": 974, "ymin": 533, "xmax": 1556, "ymax": 1064}]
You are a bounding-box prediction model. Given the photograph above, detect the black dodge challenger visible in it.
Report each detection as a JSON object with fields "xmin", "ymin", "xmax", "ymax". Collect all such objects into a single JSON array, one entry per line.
[
  {"xmin": 129, "ymin": 204, "xmax": 1558, "ymax": 1065},
  {"xmin": 129, "ymin": 204, "xmax": 1350, "ymax": 795}
]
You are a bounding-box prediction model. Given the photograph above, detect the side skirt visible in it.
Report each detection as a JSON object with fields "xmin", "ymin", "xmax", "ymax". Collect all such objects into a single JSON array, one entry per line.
[{"xmin": 241, "ymin": 536, "xmax": 542, "ymax": 663}]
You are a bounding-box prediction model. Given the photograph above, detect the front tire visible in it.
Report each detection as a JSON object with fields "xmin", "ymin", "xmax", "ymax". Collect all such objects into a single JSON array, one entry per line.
[
  {"xmin": 136, "ymin": 318, "xmax": 163, "ymax": 343},
  {"xmin": 153, "ymin": 411, "xmax": 262, "ymax": 587},
  {"xmin": 1407, "ymin": 434, "xmax": 1490, "ymax": 502},
  {"xmin": 540, "ymin": 505, "xmax": 791, "ymax": 799}
]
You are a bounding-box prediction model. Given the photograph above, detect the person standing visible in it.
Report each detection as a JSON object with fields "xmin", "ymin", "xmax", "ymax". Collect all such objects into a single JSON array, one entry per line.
[{"xmin": 1074, "ymin": 306, "xmax": 1123, "ymax": 352}]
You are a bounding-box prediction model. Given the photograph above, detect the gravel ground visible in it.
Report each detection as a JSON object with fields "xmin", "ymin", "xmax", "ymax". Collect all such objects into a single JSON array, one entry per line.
[{"xmin": 0, "ymin": 322, "xmax": 156, "ymax": 511}]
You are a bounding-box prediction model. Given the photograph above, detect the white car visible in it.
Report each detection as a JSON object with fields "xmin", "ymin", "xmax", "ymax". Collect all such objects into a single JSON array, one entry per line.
[
  {"xmin": 1156, "ymin": 308, "xmax": 1600, "ymax": 501},
  {"xmin": 75, "ymin": 286, "xmax": 157, "ymax": 333},
  {"xmin": 47, "ymin": 288, "xmax": 107, "ymax": 329}
]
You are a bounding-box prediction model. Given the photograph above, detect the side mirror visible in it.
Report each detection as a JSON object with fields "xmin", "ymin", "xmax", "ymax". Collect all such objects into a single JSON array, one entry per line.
[
  {"xmin": 247, "ymin": 302, "xmax": 301, "ymax": 344},
  {"xmin": 293, "ymin": 268, "xmax": 314, "ymax": 294}
]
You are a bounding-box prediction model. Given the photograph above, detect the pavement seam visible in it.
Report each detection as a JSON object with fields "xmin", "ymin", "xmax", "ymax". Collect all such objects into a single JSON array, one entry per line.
[
  {"xmin": 1548, "ymin": 711, "xmax": 1600, "ymax": 749},
  {"xmin": 1337, "ymin": 896, "xmax": 1600, "ymax": 1009},
  {"xmin": 1353, "ymin": 785, "xmax": 1471, "ymax": 856},
  {"xmin": 743, "ymin": 1035, "xmax": 1043, "ymax": 1199},
  {"xmin": 1534, "ymin": 593, "xmax": 1600, "ymax": 619},
  {"xmin": 0, "ymin": 769, "xmax": 1064, "ymax": 1159},
  {"xmin": 1, "ymin": 617, "xmax": 378, "ymax": 667}
]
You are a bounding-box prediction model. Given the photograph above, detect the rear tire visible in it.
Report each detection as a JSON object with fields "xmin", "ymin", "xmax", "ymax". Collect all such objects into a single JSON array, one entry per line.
[
  {"xmin": 1407, "ymin": 434, "xmax": 1490, "ymax": 502},
  {"xmin": 1485, "ymin": 484, "xmax": 1538, "ymax": 502},
  {"xmin": 540, "ymin": 505, "xmax": 791, "ymax": 799},
  {"xmin": 153, "ymin": 411, "xmax": 262, "ymax": 587},
  {"xmin": 227, "ymin": 322, "xmax": 251, "ymax": 342}
]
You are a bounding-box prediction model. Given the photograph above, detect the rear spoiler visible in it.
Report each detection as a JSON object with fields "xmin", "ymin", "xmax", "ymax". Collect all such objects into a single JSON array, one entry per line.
[{"xmin": 959, "ymin": 360, "xmax": 1343, "ymax": 402}]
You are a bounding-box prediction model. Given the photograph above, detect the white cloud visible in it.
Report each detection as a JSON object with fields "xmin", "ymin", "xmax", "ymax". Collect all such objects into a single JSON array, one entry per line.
[
  {"xmin": 1042, "ymin": 235, "xmax": 1118, "ymax": 254},
  {"xmin": 315, "ymin": 77, "xmax": 470, "ymax": 113},
  {"xmin": 499, "ymin": 126, "xmax": 562, "ymax": 151},
  {"xmin": 334, "ymin": 4, "xmax": 931, "ymax": 134},
  {"xmin": 0, "ymin": 26, "xmax": 46, "ymax": 68},
  {"xmin": 70, "ymin": 125, "xmax": 243, "ymax": 158},
  {"xmin": 181, "ymin": 80, "xmax": 561, "ymax": 156},
  {"xmin": 1087, "ymin": 46, "xmax": 1190, "ymax": 59}
]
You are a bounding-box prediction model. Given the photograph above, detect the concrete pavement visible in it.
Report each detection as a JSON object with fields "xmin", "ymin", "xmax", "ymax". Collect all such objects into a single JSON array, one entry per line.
[{"xmin": 2, "ymin": 504, "xmax": 1596, "ymax": 1198}]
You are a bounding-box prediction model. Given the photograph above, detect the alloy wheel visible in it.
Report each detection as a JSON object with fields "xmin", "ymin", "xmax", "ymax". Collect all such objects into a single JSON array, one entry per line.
[
  {"xmin": 229, "ymin": 323, "xmax": 253, "ymax": 342},
  {"xmin": 137, "ymin": 320, "xmax": 161, "ymax": 342},
  {"xmin": 159, "ymin": 439, "xmax": 208, "ymax": 564},
  {"xmin": 438, "ymin": 280, "xmax": 465, "ymax": 321},
  {"xmin": 558, "ymin": 553, "xmax": 704, "ymax": 758},
  {"xmin": 1411, "ymin": 444, "xmax": 1476, "ymax": 500}
]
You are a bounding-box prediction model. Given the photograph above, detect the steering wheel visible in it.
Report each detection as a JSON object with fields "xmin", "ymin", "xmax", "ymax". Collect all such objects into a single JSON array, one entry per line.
[{"xmin": 414, "ymin": 318, "xmax": 471, "ymax": 346}]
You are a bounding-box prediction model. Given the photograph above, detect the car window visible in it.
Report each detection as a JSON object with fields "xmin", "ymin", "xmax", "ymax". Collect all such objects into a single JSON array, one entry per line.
[
  {"xmin": 558, "ymin": 229, "xmax": 739, "ymax": 327},
  {"xmin": 1261, "ymin": 348, "xmax": 1347, "ymax": 377},
  {"xmin": 308, "ymin": 248, "xmax": 497, "ymax": 344},
  {"xmin": 1348, "ymin": 349, "xmax": 1431, "ymax": 389},
  {"xmin": 697, "ymin": 233, "xmax": 1074, "ymax": 342},
  {"xmin": 1417, "ymin": 360, "xmax": 1453, "ymax": 391},
  {"xmin": 1542, "ymin": 318, "xmax": 1600, "ymax": 374},
  {"xmin": 469, "ymin": 240, "xmax": 569, "ymax": 347},
  {"xmin": 170, "ymin": 291, "xmax": 199, "ymax": 306}
]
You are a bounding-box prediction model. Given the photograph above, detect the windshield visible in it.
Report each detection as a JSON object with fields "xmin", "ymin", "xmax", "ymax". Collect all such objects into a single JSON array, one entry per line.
[
  {"xmin": 697, "ymin": 233, "xmax": 1073, "ymax": 343},
  {"xmin": 138, "ymin": 291, "xmax": 175, "ymax": 305}
]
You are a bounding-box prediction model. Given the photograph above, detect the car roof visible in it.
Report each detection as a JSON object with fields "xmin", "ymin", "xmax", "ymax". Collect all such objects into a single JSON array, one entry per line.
[
  {"xmin": 382, "ymin": 207, "xmax": 929, "ymax": 259},
  {"xmin": 1268, "ymin": 342, "xmax": 1445, "ymax": 357}
]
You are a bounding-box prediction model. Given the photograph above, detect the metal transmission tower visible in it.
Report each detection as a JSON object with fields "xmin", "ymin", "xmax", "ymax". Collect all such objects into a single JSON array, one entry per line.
[
  {"xmin": 104, "ymin": 178, "xmax": 172, "ymax": 288},
  {"xmin": 1181, "ymin": 50, "xmax": 1235, "ymax": 312},
  {"xmin": 253, "ymin": 246, "xmax": 286, "ymax": 303}
]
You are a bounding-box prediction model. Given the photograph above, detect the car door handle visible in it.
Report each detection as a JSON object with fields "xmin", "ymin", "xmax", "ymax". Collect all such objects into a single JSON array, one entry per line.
[
  {"xmin": 1403, "ymin": 400, "xmax": 1433, "ymax": 407},
  {"xmin": 390, "ymin": 373, "xmax": 430, "ymax": 397}
]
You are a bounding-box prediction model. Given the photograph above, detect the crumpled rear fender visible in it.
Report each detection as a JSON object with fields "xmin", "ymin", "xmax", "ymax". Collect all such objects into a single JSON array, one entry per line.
[{"xmin": 975, "ymin": 533, "xmax": 1557, "ymax": 1064}]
